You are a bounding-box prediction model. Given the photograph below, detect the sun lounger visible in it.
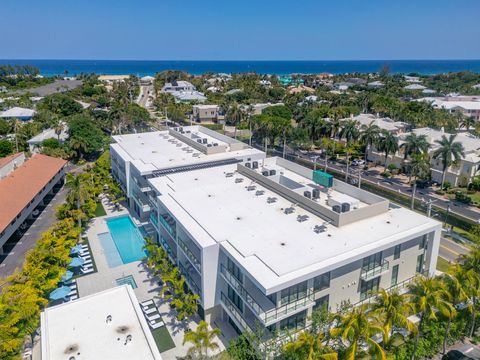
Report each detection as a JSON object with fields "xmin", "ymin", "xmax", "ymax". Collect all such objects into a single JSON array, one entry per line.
[
  {"xmin": 146, "ymin": 313, "xmax": 161, "ymax": 321},
  {"xmin": 69, "ymin": 295, "xmax": 78, "ymax": 301},
  {"xmin": 80, "ymin": 250, "xmax": 90, "ymax": 255},
  {"xmin": 69, "ymin": 284, "xmax": 77, "ymax": 290},
  {"xmin": 81, "ymin": 267, "xmax": 94, "ymax": 274},
  {"xmin": 149, "ymin": 321, "xmax": 163, "ymax": 329},
  {"xmin": 68, "ymin": 289, "xmax": 77, "ymax": 297},
  {"xmin": 143, "ymin": 307, "xmax": 157, "ymax": 314},
  {"xmin": 81, "ymin": 255, "xmax": 91, "ymax": 261},
  {"xmin": 80, "ymin": 244, "xmax": 88, "ymax": 249},
  {"xmin": 141, "ymin": 299, "xmax": 155, "ymax": 307},
  {"xmin": 83, "ymin": 259, "xmax": 92, "ymax": 265}
]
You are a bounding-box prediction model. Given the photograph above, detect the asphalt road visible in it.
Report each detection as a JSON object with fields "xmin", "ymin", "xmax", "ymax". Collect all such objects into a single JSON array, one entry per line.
[
  {"xmin": 137, "ymin": 85, "xmax": 154, "ymax": 108},
  {"xmin": 17, "ymin": 79, "xmax": 83, "ymax": 96},
  {"xmin": 0, "ymin": 184, "xmax": 68, "ymax": 278},
  {"xmin": 439, "ymin": 236, "xmax": 470, "ymax": 262}
]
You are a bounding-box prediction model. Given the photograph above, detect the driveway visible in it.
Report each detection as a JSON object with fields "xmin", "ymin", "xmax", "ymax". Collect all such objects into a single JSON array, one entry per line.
[{"xmin": 0, "ymin": 184, "xmax": 68, "ymax": 278}]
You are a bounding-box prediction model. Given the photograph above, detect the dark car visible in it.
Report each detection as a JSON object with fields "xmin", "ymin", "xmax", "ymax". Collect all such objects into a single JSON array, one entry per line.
[{"xmin": 442, "ymin": 350, "xmax": 476, "ymax": 360}]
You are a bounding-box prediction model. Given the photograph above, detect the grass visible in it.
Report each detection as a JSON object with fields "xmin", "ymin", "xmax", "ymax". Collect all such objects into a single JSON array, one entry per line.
[
  {"xmin": 151, "ymin": 326, "xmax": 175, "ymax": 353},
  {"xmin": 436, "ymin": 256, "xmax": 451, "ymax": 272},
  {"xmin": 94, "ymin": 202, "xmax": 107, "ymax": 217}
]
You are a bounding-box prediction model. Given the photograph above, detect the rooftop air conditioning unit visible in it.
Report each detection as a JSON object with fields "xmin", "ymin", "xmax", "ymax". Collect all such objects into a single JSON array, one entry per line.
[
  {"xmin": 304, "ymin": 190, "xmax": 312, "ymax": 199},
  {"xmin": 269, "ymin": 169, "xmax": 276, "ymax": 176},
  {"xmin": 252, "ymin": 161, "xmax": 258, "ymax": 169},
  {"xmin": 202, "ymin": 138, "xmax": 208, "ymax": 144},
  {"xmin": 245, "ymin": 162, "xmax": 251, "ymax": 168},
  {"xmin": 332, "ymin": 205, "xmax": 341, "ymax": 213},
  {"xmin": 262, "ymin": 170, "xmax": 269, "ymax": 176},
  {"xmin": 312, "ymin": 188, "xmax": 320, "ymax": 199},
  {"xmin": 342, "ymin": 203, "xmax": 350, "ymax": 212},
  {"xmin": 197, "ymin": 139, "xmax": 202, "ymax": 143}
]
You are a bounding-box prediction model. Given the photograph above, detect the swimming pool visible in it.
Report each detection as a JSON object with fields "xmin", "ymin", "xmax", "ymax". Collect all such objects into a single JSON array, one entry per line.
[{"xmin": 102, "ymin": 216, "xmax": 147, "ymax": 265}]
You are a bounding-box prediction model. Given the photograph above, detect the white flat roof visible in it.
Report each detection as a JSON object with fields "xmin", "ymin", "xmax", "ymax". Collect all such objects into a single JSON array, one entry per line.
[
  {"xmin": 149, "ymin": 160, "xmax": 440, "ymax": 293},
  {"xmin": 111, "ymin": 126, "xmax": 264, "ymax": 174},
  {"xmin": 0, "ymin": 107, "xmax": 36, "ymax": 118},
  {"xmin": 40, "ymin": 285, "xmax": 162, "ymax": 360}
]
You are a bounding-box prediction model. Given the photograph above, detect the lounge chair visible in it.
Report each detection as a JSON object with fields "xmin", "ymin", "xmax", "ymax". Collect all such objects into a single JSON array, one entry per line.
[
  {"xmin": 146, "ymin": 313, "xmax": 161, "ymax": 321},
  {"xmin": 143, "ymin": 307, "xmax": 157, "ymax": 315},
  {"xmin": 149, "ymin": 321, "xmax": 163, "ymax": 329},
  {"xmin": 69, "ymin": 295, "xmax": 78, "ymax": 301},
  {"xmin": 81, "ymin": 255, "xmax": 91, "ymax": 261},
  {"xmin": 69, "ymin": 284, "xmax": 77, "ymax": 290},
  {"xmin": 83, "ymin": 259, "xmax": 93, "ymax": 265},
  {"xmin": 80, "ymin": 250, "xmax": 90, "ymax": 255},
  {"xmin": 141, "ymin": 299, "xmax": 155, "ymax": 307},
  {"xmin": 81, "ymin": 267, "xmax": 94, "ymax": 274},
  {"xmin": 80, "ymin": 244, "xmax": 88, "ymax": 249},
  {"xmin": 68, "ymin": 289, "xmax": 77, "ymax": 296}
]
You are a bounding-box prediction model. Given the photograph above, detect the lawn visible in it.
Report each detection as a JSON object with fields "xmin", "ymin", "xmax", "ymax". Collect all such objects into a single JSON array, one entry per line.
[
  {"xmin": 94, "ymin": 202, "xmax": 107, "ymax": 217},
  {"xmin": 436, "ymin": 256, "xmax": 451, "ymax": 272},
  {"xmin": 151, "ymin": 326, "xmax": 175, "ymax": 353}
]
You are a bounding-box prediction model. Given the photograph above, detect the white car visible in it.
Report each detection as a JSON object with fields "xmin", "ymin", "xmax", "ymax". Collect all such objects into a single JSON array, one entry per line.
[{"xmin": 351, "ymin": 159, "xmax": 365, "ymax": 166}]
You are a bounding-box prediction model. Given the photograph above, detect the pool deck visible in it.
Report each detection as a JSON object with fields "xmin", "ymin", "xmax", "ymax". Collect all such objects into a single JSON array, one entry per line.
[{"xmin": 76, "ymin": 195, "xmax": 226, "ymax": 359}]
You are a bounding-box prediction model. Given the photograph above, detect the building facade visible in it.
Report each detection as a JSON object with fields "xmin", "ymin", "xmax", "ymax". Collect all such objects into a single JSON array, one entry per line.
[{"xmin": 111, "ymin": 126, "xmax": 441, "ymax": 339}]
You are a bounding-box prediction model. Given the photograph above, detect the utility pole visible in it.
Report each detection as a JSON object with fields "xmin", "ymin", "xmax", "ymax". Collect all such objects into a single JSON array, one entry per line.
[
  {"xmin": 410, "ymin": 182, "xmax": 417, "ymax": 210},
  {"xmin": 444, "ymin": 203, "xmax": 451, "ymax": 226},
  {"xmin": 358, "ymin": 171, "xmax": 362, "ymax": 188}
]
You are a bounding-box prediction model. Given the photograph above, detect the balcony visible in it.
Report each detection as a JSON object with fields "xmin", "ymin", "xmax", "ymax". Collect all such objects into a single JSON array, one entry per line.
[
  {"xmin": 220, "ymin": 292, "xmax": 255, "ymax": 333},
  {"xmin": 177, "ymin": 237, "xmax": 201, "ymax": 273},
  {"xmin": 150, "ymin": 213, "xmax": 159, "ymax": 231},
  {"xmin": 179, "ymin": 262, "xmax": 202, "ymax": 296},
  {"xmin": 133, "ymin": 192, "xmax": 150, "ymax": 212},
  {"xmin": 159, "ymin": 235, "xmax": 176, "ymax": 262},
  {"xmin": 159, "ymin": 214, "xmax": 176, "ymax": 239},
  {"xmin": 220, "ymin": 264, "xmax": 314, "ymax": 325},
  {"xmin": 360, "ymin": 259, "xmax": 389, "ymax": 282}
]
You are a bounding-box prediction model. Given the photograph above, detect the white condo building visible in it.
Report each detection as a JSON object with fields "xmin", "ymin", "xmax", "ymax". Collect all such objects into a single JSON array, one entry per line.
[{"xmin": 110, "ymin": 126, "xmax": 441, "ymax": 338}]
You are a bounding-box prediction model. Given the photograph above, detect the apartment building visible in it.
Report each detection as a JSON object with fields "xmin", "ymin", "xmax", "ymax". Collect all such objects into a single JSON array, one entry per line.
[
  {"xmin": 110, "ymin": 133, "xmax": 441, "ymax": 338},
  {"xmin": 368, "ymin": 127, "xmax": 480, "ymax": 186},
  {"xmin": 419, "ymin": 96, "xmax": 480, "ymax": 121},
  {"xmin": 192, "ymin": 104, "xmax": 223, "ymax": 123},
  {"xmin": 342, "ymin": 114, "xmax": 409, "ymax": 135},
  {"xmin": 110, "ymin": 125, "xmax": 265, "ymax": 222}
]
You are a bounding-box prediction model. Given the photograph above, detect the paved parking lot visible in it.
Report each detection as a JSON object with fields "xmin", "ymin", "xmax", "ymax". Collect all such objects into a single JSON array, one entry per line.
[{"xmin": 0, "ymin": 185, "xmax": 67, "ymax": 278}]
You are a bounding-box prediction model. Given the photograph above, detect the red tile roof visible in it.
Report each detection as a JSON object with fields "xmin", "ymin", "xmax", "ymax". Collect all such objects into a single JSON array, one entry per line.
[
  {"xmin": 0, "ymin": 152, "xmax": 23, "ymax": 170},
  {"xmin": 0, "ymin": 154, "xmax": 67, "ymax": 233}
]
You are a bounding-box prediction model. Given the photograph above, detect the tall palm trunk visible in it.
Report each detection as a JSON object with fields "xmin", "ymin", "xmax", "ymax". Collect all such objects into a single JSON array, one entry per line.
[
  {"xmin": 249, "ymin": 121, "xmax": 252, "ymax": 146},
  {"xmin": 470, "ymin": 297, "xmax": 477, "ymax": 337},
  {"xmin": 345, "ymin": 151, "xmax": 349, "ymax": 181},
  {"xmin": 443, "ymin": 317, "xmax": 452, "ymax": 354},
  {"xmin": 441, "ymin": 169, "xmax": 447, "ymax": 190},
  {"xmin": 364, "ymin": 144, "xmax": 369, "ymax": 165},
  {"xmin": 77, "ymin": 198, "xmax": 82, "ymax": 241},
  {"xmin": 283, "ymin": 135, "xmax": 287, "ymax": 158},
  {"xmin": 411, "ymin": 313, "xmax": 424, "ymax": 360},
  {"xmin": 384, "ymin": 151, "xmax": 389, "ymax": 172}
]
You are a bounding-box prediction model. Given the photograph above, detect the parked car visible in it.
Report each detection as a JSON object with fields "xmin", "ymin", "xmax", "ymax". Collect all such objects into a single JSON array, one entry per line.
[
  {"xmin": 351, "ymin": 159, "xmax": 365, "ymax": 166},
  {"xmin": 442, "ymin": 350, "xmax": 475, "ymax": 360}
]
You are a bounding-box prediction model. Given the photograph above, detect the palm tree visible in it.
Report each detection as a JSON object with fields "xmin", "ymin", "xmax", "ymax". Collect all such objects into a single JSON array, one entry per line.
[
  {"xmin": 407, "ymin": 153, "xmax": 431, "ymax": 184},
  {"xmin": 407, "ymin": 277, "xmax": 450, "ymax": 360},
  {"xmin": 459, "ymin": 115, "xmax": 475, "ymax": 132},
  {"xmin": 226, "ymin": 102, "xmax": 244, "ymax": 139},
  {"xmin": 377, "ymin": 130, "xmax": 399, "ymax": 172},
  {"xmin": 459, "ymin": 248, "xmax": 480, "ymax": 337},
  {"xmin": 340, "ymin": 120, "xmax": 360, "ymax": 181},
  {"xmin": 283, "ymin": 331, "xmax": 337, "ymax": 360},
  {"xmin": 432, "ymin": 134, "xmax": 465, "ymax": 189},
  {"xmin": 401, "ymin": 133, "xmax": 430, "ymax": 160},
  {"xmin": 65, "ymin": 173, "xmax": 90, "ymax": 240},
  {"xmin": 369, "ymin": 288, "xmax": 415, "ymax": 349},
  {"xmin": 330, "ymin": 304, "xmax": 386, "ymax": 360},
  {"xmin": 183, "ymin": 320, "xmax": 221, "ymax": 359},
  {"xmin": 69, "ymin": 136, "xmax": 89, "ymax": 159},
  {"xmin": 360, "ymin": 121, "xmax": 380, "ymax": 165}
]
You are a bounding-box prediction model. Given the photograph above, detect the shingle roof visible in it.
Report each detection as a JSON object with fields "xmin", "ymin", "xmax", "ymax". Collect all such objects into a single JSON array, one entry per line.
[{"xmin": 0, "ymin": 154, "xmax": 67, "ymax": 233}]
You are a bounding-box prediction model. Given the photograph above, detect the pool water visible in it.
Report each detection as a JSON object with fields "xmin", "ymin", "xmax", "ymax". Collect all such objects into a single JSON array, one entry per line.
[{"xmin": 102, "ymin": 216, "xmax": 147, "ymax": 265}]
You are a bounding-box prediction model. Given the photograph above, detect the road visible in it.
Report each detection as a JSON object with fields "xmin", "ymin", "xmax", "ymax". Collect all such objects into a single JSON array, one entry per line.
[
  {"xmin": 439, "ymin": 236, "xmax": 470, "ymax": 262},
  {"xmin": 277, "ymin": 145, "xmax": 480, "ymax": 224},
  {"xmin": 0, "ymin": 184, "xmax": 68, "ymax": 278},
  {"xmin": 137, "ymin": 85, "xmax": 154, "ymax": 108}
]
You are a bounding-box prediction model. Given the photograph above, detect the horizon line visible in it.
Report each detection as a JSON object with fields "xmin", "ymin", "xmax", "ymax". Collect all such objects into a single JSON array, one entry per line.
[{"xmin": 1, "ymin": 58, "xmax": 480, "ymax": 62}]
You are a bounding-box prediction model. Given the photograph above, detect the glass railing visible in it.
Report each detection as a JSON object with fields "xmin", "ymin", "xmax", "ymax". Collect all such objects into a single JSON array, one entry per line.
[
  {"xmin": 220, "ymin": 264, "xmax": 313, "ymax": 324},
  {"xmin": 159, "ymin": 214, "xmax": 176, "ymax": 239},
  {"xmin": 179, "ymin": 262, "xmax": 202, "ymax": 296},
  {"xmin": 178, "ymin": 237, "xmax": 201, "ymax": 273},
  {"xmin": 150, "ymin": 213, "xmax": 159, "ymax": 229},
  {"xmin": 220, "ymin": 292, "xmax": 255, "ymax": 333},
  {"xmin": 360, "ymin": 259, "xmax": 390, "ymax": 281}
]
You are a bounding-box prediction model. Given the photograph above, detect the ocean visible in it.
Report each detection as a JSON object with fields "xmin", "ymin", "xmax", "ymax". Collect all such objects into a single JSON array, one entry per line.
[{"xmin": 1, "ymin": 59, "xmax": 480, "ymax": 76}]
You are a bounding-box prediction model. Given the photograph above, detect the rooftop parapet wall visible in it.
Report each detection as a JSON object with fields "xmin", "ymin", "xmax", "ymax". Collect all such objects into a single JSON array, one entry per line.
[{"xmin": 237, "ymin": 157, "xmax": 389, "ymax": 227}]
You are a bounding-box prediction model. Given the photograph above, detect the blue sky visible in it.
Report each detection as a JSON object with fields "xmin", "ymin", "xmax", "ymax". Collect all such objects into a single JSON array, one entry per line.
[{"xmin": 1, "ymin": 0, "xmax": 479, "ymax": 60}]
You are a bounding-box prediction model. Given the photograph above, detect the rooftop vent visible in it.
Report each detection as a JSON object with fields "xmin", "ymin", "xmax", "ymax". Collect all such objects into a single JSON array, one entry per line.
[
  {"xmin": 255, "ymin": 190, "xmax": 265, "ymax": 196},
  {"xmin": 225, "ymin": 172, "xmax": 234, "ymax": 178},
  {"xmin": 284, "ymin": 207, "xmax": 295, "ymax": 214},
  {"xmin": 247, "ymin": 185, "xmax": 256, "ymax": 191},
  {"xmin": 213, "ymin": 143, "xmax": 218, "ymax": 146},
  {"xmin": 297, "ymin": 214, "xmax": 309, "ymax": 222},
  {"xmin": 312, "ymin": 188, "xmax": 320, "ymax": 199},
  {"xmin": 314, "ymin": 225, "xmax": 327, "ymax": 233},
  {"xmin": 235, "ymin": 178, "xmax": 244, "ymax": 183},
  {"xmin": 267, "ymin": 196, "xmax": 278, "ymax": 203}
]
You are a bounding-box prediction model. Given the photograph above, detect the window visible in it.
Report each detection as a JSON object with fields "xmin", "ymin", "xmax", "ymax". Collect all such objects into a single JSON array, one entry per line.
[
  {"xmin": 416, "ymin": 254, "xmax": 424, "ymax": 273},
  {"xmin": 394, "ymin": 244, "xmax": 401, "ymax": 260},
  {"xmin": 227, "ymin": 285, "xmax": 243, "ymax": 313},
  {"xmin": 313, "ymin": 295, "xmax": 329, "ymax": 311},
  {"xmin": 227, "ymin": 258, "xmax": 243, "ymax": 284},
  {"xmin": 419, "ymin": 235, "xmax": 428, "ymax": 250},
  {"xmin": 362, "ymin": 252, "xmax": 382, "ymax": 272},
  {"xmin": 314, "ymin": 272, "xmax": 330, "ymax": 291},
  {"xmin": 280, "ymin": 281, "xmax": 308, "ymax": 305},
  {"xmin": 360, "ymin": 277, "xmax": 380, "ymax": 301},
  {"xmin": 279, "ymin": 310, "xmax": 306, "ymax": 332},
  {"xmin": 391, "ymin": 265, "xmax": 399, "ymax": 286}
]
